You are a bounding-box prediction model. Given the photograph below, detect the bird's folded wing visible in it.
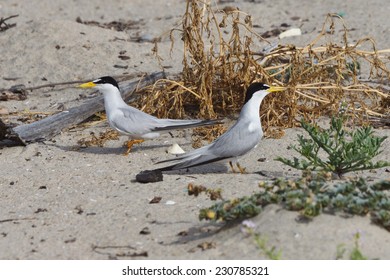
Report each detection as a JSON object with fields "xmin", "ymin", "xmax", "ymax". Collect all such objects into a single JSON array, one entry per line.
[
  {"xmin": 150, "ymin": 118, "xmax": 222, "ymax": 132},
  {"xmin": 118, "ymin": 107, "xmax": 220, "ymax": 133},
  {"xmin": 113, "ymin": 107, "xmax": 159, "ymax": 135},
  {"xmin": 156, "ymin": 153, "xmax": 230, "ymax": 171}
]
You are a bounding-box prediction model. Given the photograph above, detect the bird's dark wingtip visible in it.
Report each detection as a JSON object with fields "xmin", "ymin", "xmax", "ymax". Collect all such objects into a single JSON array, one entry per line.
[
  {"xmin": 152, "ymin": 166, "xmax": 174, "ymax": 172},
  {"xmin": 203, "ymin": 118, "xmax": 224, "ymax": 125},
  {"xmin": 153, "ymin": 156, "xmax": 231, "ymax": 173},
  {"xmin": 151, "ymin": 118, "xmax": 224, "ymax": 133}
]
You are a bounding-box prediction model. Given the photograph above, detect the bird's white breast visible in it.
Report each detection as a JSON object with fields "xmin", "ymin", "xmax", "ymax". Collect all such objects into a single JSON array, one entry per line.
[{"xmin": 247, "ymin": 121, "xmax": 259, "ymax": 133}]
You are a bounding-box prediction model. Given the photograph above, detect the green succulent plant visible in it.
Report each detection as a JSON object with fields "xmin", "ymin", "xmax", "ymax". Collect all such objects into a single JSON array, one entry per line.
[
  {"xmin": 275, "ymin": 116, "xmax": 389, "ymax": 177},
  {"xmin": 336, "ymin": 232, "xmax": 370, "ymax": 260},
  {"xmin": 199, "ymin": 172, "xmax": 390, "ymax": 231}
]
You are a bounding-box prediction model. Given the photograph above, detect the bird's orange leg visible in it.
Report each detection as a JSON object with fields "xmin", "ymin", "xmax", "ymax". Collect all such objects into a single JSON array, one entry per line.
[
  {"xmin": 229, "ymin": 161, "xmax": 237, "ymax": 173},
  {"xmin": 236, "ymin": 162, "xmax": 247, "ymax": 174},
  {"xmin": 123, "ymin": 139, "xmax": 144, "ymax": 155}
]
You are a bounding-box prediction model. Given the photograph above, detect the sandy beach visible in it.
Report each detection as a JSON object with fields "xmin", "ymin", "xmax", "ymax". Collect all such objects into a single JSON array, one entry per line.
[{"xmin": 0, "ymin": 0, "xmax": 389, "ymax": 259}]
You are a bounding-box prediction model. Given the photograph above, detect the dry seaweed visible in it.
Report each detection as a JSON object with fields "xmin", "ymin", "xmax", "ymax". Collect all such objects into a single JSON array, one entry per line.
[
  {"xmin": 1, "ymin": 85, "xmax": 27, "ymax": 101},
  {"xmin": 140, "ymin": 1, "xmax": 389, "ymax": 136},
  {"xmin": 77, "ymin": 129, "xmax": 119, "ymax": 147},
  {"xmin": 76, "ymin": 17, "xmax": 143, "ymax": 32}
]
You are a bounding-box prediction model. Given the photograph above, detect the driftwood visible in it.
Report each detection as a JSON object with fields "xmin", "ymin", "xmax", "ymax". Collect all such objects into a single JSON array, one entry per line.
[{"xmin": 1, "ymin": 72, "xmax": 165, "ymax": 145}]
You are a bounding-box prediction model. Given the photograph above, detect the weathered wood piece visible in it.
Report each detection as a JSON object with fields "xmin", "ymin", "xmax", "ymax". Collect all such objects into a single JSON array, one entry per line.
[{"xmin": 1, "ymin": 72, "xmax": 165, "ymax": 145}]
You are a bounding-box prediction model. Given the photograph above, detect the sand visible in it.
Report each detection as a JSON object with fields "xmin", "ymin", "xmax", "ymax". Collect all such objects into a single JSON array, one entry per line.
[{"xmin": 0, "ymin": 0, "xmax": 389, "ymax": 259}]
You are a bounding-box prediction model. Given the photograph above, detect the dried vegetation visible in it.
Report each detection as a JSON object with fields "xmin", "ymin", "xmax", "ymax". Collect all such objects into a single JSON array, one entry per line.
[{"xmin": 137, "ymin": 0, "xmax": 389, "ymax": 139}]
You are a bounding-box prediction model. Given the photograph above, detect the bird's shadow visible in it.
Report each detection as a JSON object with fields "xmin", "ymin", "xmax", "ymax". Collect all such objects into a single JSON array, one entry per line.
[
  {"xmin": 52, "ymin": 142, "xmax": 173, "ymax": 155},
  {"xmin": 44, "ymin": 141, "xmax": 231, "ymax": 174},
  {"xmin": 150, "ymin": 166, "xmax": 294, "ymax": 177},
  {"xmin": 162, "ymin": 220, "xmax": 242, "ymax": 247},
  {"xmin": 50, "ymin": 143, "xmax": 283, "ymax": 177},
  {"xmin": 141, "ymin": 160, "xmax": 229, "ymax": 176}
]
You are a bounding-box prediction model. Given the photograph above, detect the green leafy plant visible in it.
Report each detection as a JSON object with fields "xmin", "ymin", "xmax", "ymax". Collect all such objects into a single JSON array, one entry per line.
[
  {"xmin": 199, "ymin": 196, "xmax": 262, "ymax": 222},
  {"xmin": 276, "ymin": 116, "xmax": 389, "ymax": 177},
  {"xmin": 199, "ymin": 172, "xmax": 390, "ymax": 231},
  {"xmin": 241, "ymin": 221, "xmax": 282, "ymax": 260},
  {"xmin": 336, "ymin": 232, "xmax": 370, "ymax": 260},
  {"xmin": 253, "ymin": 233, "xmax": 282, "ymax": 260}
]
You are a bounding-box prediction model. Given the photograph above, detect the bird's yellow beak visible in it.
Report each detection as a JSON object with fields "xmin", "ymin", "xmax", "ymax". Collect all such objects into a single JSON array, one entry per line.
[
  {"xmin": 267, "ymin": 86, "xmax": 286, "ymax": 93},
  {"xmin": 79, "ymin": 81, "xmax": 96, "ymax": 88}
]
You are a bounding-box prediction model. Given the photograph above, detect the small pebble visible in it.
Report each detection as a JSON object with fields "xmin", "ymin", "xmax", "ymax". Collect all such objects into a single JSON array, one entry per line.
[
  {"xmin": 136, "ymin": 170, "xmax": 163, "ymax": 183},
  {"xmin": 139, "ymin": 227, "xmax": 151, "ymax": 235}
]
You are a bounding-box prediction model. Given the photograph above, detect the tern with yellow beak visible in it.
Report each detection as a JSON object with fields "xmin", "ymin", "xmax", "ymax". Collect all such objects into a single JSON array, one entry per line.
[
  {"xmin": 154, "ymin": 83, "xmax": 285, "ymax": 173},
  {"xmin": 79, "ymin": 76, "xmax": 221, "ymax": 154}
]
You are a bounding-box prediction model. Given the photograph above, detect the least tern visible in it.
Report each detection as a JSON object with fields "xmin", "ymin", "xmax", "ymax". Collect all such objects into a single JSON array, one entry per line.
[
  {"xmin": 79, "ymin": 76, "xmax": 221, "ymax": 154},
  {"xmin": 154, "ymin": 83, "xmax": 285, "ymax": 173}
]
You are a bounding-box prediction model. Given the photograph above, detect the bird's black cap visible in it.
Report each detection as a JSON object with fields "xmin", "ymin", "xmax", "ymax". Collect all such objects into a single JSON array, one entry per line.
[
  {"xmin": 244, "ymin": 82, "xmax": 270, "ymax": 104},
  {"xmin": 93, "ymin": 76, "xmax": 119, "ymax": 89}
]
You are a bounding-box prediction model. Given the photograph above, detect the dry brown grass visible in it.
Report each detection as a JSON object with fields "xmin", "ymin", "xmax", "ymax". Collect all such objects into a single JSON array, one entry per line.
[
  {"xmin": 136, "ymin": 0, "xmax": 389, "ymax": 139},
  {"xmin": 77, "ymin": 129, "xmax": 119, "ymax": 147}
]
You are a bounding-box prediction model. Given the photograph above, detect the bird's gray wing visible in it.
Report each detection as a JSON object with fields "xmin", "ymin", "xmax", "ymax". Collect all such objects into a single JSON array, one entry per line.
[
  {"xmin": 149, "ymin": 118, "xmax": 222, "ymax": 132},
  {"xmin": 156, "ymin": 119, "xmax": 261, "ymax": 171},
  {"xmin": 109, "ymin": 106, "xmax": 159, "ymax": 136},
  {"xmin": 202, "ymin": 118, "xmax": 261, "ymax": 158},
  {"xmin": 114, "ymin": 107, "xmax": 220, "ymax": 135},
  {"xmin": 156, "ymin": 145, "xmax": 231, "ymax": 171}
]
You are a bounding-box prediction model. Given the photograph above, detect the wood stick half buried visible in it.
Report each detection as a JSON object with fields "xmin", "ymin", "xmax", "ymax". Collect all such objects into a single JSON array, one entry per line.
[{"xmin": 2, "ymin": 71, "xmax": 165, "ymax": 145}]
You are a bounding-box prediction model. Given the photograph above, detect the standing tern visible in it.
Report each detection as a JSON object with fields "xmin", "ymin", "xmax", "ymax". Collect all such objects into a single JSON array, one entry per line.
[
  {"xmin": 154, "ymin": 82, "xmax": 285, "ymax": 173},
  {"xmin": 79, "ymin": 76, "xmax": 221, "ymax": 154}
]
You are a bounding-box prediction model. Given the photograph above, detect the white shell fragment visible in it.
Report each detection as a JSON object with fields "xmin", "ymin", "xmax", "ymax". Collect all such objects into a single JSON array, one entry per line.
[
  {"xmin": 165, "ymin": 200, "xmax": 176, "ymax": 205},
  {"xmin": 167, "ymin": 143, "xmax": 185, "ymax": 155},
  {"xmin": 279, "ymin": 28, "xmax": 302, "ymax": 39}
]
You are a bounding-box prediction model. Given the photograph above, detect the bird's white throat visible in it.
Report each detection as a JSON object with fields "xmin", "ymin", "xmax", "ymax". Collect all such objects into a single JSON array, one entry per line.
[
  {"xmin": 241, "ymin": 91, "xmax": 269, "ymax": 132},
  {"xmin": 243, "ymin": 91, "xmax": 268, "ymax": 118},
  {"xmin": 99, "ymin": 84, "xmax": 128, "ymax": 115}
]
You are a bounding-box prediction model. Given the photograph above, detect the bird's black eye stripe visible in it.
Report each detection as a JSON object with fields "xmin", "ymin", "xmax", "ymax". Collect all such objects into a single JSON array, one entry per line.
[
  {"xmin": 244, "ymin": 82, "xmax": 270, "ymax": 104},
  {"xmin": 93, "ymin": 76, "xmax": 119, "ymax": 89}
]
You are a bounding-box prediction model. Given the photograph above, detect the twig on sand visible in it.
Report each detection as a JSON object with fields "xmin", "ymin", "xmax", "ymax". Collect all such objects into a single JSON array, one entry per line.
[{"xmin": 0, "ymin": 15, "xmax": 18, "ymax": 32}]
